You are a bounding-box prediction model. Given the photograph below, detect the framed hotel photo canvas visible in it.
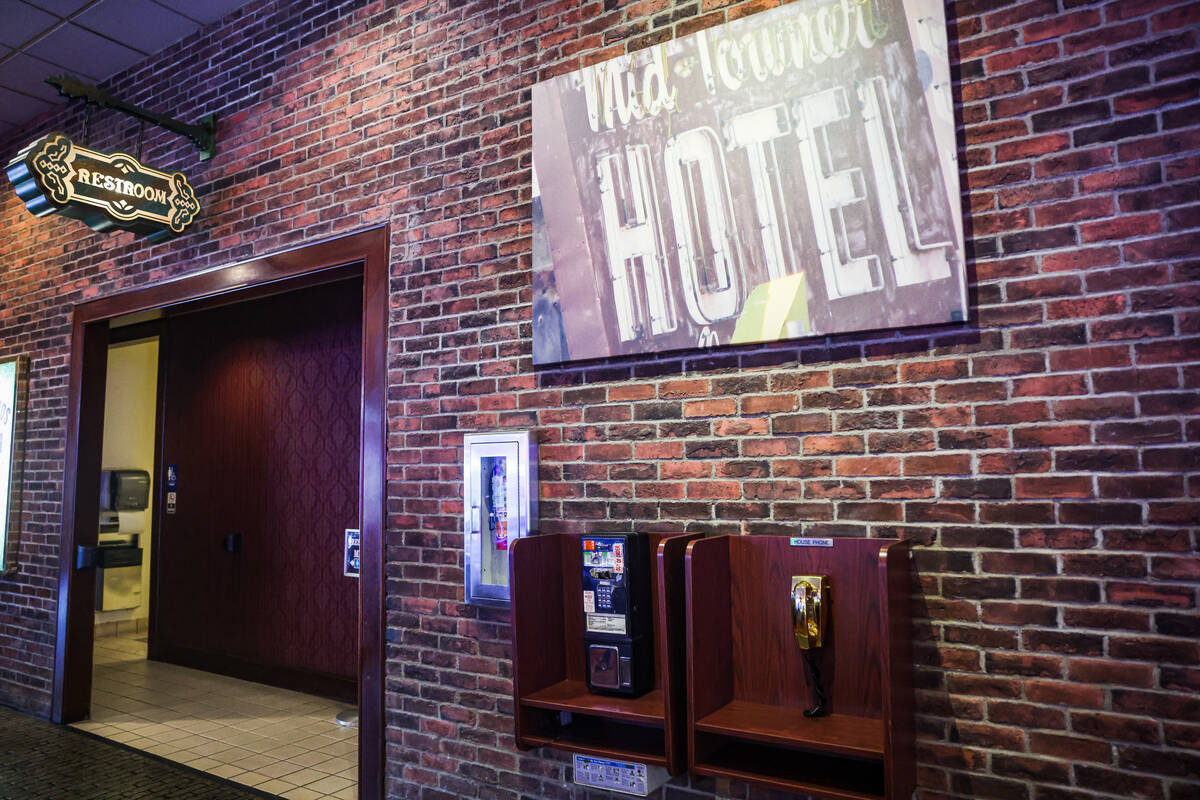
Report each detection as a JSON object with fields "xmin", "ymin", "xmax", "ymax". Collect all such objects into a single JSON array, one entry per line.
[
  {"xmin": 0, "ymin": 356, "xmax": 26, "ymax": 574},
  {"xmin": 531, "ymin": 0, "xmax": 965, "ymax": 365}
]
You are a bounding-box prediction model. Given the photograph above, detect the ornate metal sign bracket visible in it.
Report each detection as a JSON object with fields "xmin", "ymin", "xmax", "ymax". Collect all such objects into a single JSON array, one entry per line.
[{"xmin": 46, "ymin": 74, "xmax": 217, "ymax": 161}]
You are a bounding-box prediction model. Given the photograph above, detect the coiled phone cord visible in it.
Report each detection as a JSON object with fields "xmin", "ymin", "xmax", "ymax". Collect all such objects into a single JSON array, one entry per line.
[{"xmin": 803, "ymin": 648, "xmax": 828, "ymax": 718}]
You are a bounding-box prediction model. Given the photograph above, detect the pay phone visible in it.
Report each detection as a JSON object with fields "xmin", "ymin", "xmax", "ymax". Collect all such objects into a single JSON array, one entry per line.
[{"xmin": 581, "ymin": 533, "xmax": 652, "ymax": 696}]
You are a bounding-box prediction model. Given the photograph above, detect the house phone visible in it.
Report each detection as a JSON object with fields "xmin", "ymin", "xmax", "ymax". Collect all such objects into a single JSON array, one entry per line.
[
  {"xmin": 581, "ymin": 533, "xmax": 652, "ymax": 696},
  {"xmin": 791, "ymin": 574, "xmax": 830, "ymax": 717}
]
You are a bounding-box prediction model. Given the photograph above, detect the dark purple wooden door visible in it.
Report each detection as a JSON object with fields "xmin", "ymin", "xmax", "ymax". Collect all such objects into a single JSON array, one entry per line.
[{"xmin": 152, "ymin": 279, "xmax": 361, "ymax": 695}]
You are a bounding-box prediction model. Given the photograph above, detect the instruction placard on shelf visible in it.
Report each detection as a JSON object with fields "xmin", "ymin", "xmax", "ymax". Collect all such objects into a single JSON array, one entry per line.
[{"xmin": 572, "ymin": 754, "xmax": 668, "ymax": 796}]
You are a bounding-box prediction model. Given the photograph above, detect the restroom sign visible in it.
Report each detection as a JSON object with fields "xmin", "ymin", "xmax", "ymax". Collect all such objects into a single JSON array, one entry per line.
[{"xmin": 6, "ymin": 132, "xmax": 200, "ymax": 243}]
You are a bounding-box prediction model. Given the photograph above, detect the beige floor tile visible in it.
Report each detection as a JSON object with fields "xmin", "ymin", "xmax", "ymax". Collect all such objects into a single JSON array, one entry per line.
[
  {"xmin": 257, "ymin": 760, "xmax": 308, "ymax": 780},
  {"xmin": 295, "ymin": 733, "xmax": 338, "ymax": 750},
  {"xmin": 141, "ymin": 742, "xmax": 186, "ymax": 758},
  {"xmin": 281, "ymin": 767, "xmax": 328, "ymax": 787},
  {"xmin": 279, "ymin": 787, "xmax": 324, "ymax": 800},
  {"xmin": 205, "ymin": 763, "xmax": 245, "ymax": 779},
  {"xmin": 256, "ymin": 778, "xmax": 296, "ymax": 795},
  {"xmin": 287, "ymin": 750, "xmax": 331, "ymax": 768},
  {"xmin": 231, "ymin": 770, "xmax": 274, "ymax": 788},
  {"xmin": 186, "ymin": 739, "xmax": 233, "ymax": 757},
  {"xmin": 309, "ymin": 756, "xmax": 355, "ymax": 774},
  {"xmin": 232, "ymin": 752, "xmax": 277, "ymax": 771},
  {"xmin": 180, "ymin": 755, "xmax": 220, "ymax": 771},
  {"xmin": 321, "ymin": 741, "xmax": 356, "ymax": 757},
  {"xmin": 263, "ymin": 744, "xmax": 309, "ymax": 760},
  {"xmin": 209, "ymin": 745, "xmax": 256, "ymax": 765},
  {"xmin": 331, "ymin": 785, "xmax": 358, "ymax": 800},
  {"xmin": 303, "ymin": 774, "xmax": 354, "ymax": 794}
]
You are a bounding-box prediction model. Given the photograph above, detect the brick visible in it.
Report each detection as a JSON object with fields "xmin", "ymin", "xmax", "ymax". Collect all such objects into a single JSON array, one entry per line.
[
  {"xmin": 1024, "ymin": 633, "xmax": 1105, "ymax": 658},
  {"xmin": 904, "ymin": 454, "xmax": 972, "ymax": 476},
  {"xmin": 1015, "ymin": 476, "xmax": 1093, "ymax": 499},
  {"xmin": 1067, "ymin": 66, "xmax": 1151, "ymax": 102},
  {"xmin": 1063, "ymin": 606, "xmax": 1151, "ymax": 631},
  {"xmin": 1068, "ymin": 658, "xmax": 1155, "ymax": 688},
  {"xmin": 1096, "ymin": 420, "xmax": 1182, "ymax": 445},
  {"xmin": 981, "ymin": 552, "xmax": 1056, "ymax": 575},
  {"xmin": 1020, "ymin": 578, "xmax": 1100, "ymax": 603},
  {"xmin": 1082, "ymin": 212, "xmax": 1165, "ymax": 243},
  {"xmin": 1075, "ymin": 765, "xmax": 1167, "ymax": 798},
  {"xmin": 947, "ymin": 674, "xmax": 1022, "ymax": 699},
  {"xmin": 990, "ymin": 753, "xmax": 1071, "ymax": 783},
  {"xmin": 1042, "ymin": 245, "xmax": 1121, "ymax": 272},
  {"xmin": 1151, "ymin": 556, "xmax": 1200, "ymax": 581},
  {"xmin": 1029, "ymin": 731, "xmax": 1112, "ymax": 762},
  {"xmin": 1063, "ymin": 19, "xmax": 1144, "ymax": 54},
  {"xmin": 1108, "ymin": 583, "xmax": 1196, "ymax": 609},
  {"xmin": 1118, "ymin": 745, "xmax": 1200, "ymax": 779},
  {"xmin": 988, "ymin": 700, "xmax": 1067, "ymax": 729},
  {"xmin": 836, "ymin": 456, "xmax": 900, "ymax": 477},
  {"xmin": 1031, "ymin": 101, "xmax": 1110, "ymax": 133},
  {"xmin": 1060, "ymin": 502, "xmax": 1143, "ymax": 525},
  {"xmin": 740, "ymin": 394, "xmax": 796, "ymax": 414},
  {"xmin": 1072, "ymin": 711, "xmax": 1161, "ymax": 745},
  {"xmin": 1113, "ymin": 690, "xmax": 1200, "ymax": 722},
  {"xmin": 1110, "ymin": 636, "xmax": 1200, "ymax": 663},
  {"xmin": 986, "ymin": 652, "xmax": 1063, "ymax": 678},
  {"xmin": 802, "ymin": 435, "xmax": 864, "ymax": 455},
  {"xmin": 1098, "ymin": 475, "xmax": 1185, "ymax": 499},
  {"xmin": 981, "ymin": 602, "xmax": 1058, "ymax": 626},
  {"xmin": 1103, "ymin": 529, "xmax": 1194, "ymax": 552},
  {"xmin": 771, "ymin": 413, "xmax": 830, "ymax": 435},
  {"xmin": 1013, "ymin": 425, "xmax": 1090, "ymax": 448},
  {"xmin": 1025, "ymin": 10, "xmax": 1100, "ymax": 42}
]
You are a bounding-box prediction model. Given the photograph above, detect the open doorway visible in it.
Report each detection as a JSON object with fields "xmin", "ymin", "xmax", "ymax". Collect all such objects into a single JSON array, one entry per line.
[{"xmin": 52, "ymin": 228, "xmax": 387, "ymax": 800}]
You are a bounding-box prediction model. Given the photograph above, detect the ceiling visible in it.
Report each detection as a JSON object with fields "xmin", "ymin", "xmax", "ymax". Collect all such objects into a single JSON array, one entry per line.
[{"xmin": 0, "ymin": 0, "xmax": 256, "ymax": 139}]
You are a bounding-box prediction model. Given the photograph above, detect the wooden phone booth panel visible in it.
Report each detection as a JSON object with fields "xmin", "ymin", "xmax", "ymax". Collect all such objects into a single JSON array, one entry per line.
[
  {"xmin": 684, "ymin": 535, "xmax": 914, "ymax": 800},
  {"xmin": 509, "ymin": 532, "xmax": 700, "ymax": 775}
]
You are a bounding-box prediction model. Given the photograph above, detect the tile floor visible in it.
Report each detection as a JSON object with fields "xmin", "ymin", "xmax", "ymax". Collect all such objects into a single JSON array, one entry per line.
[{"xmin": 73, "ymin": 633, "xmax": 358, "ymax": 800}]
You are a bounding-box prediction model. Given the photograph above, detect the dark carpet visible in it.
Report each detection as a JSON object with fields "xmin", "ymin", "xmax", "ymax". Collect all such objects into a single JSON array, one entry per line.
[{"xmin": 0, "ymin": 705, "xmax": 273, "ymax": 799}]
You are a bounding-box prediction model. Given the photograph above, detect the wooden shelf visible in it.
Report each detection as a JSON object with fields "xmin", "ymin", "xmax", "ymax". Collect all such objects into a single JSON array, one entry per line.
[
  {"xmin": 522, "ymin": 679, "xmax": 665, "ymax": 726},
  {"xmin": 684, "ymin": 535, "xmax": 914, "ymax": 800},
  {"xmin": 520, "ymin": 715, "xmax": 669, "ymax": 767},
  {"xmin": 695, "ymin": 701, "xmax": 884, "ymax": 759},
  {"xmin": 693, "ymin": 739, "xmax": 886, "ymax": 800}
]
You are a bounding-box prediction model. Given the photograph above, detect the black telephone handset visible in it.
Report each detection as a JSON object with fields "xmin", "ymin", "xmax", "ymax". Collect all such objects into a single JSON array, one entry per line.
[{"xmin": 581, "ymin": 533, "xmax": 652, "ymax": 696}]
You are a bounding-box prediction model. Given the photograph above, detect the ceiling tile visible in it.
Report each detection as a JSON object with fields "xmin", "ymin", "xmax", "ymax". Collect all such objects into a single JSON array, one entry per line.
[
  {"xmin": 75, "ymin": 0, "xmax": 200, "ymax": 55},
  {"xmin": 154, "ymin": 0, "xmax": 251, "ymax": 26},
  {"xmin": 0, "ymin": 0, "xmax": 57, "ymax": 48},
  {"xmin": 0, "ymin": 51, "xmax": 82, "ymax": 102},
  {"xmin": 25, "ymin": 22, "xmax": 144, "ymax": 78},
  {"xmin": 0, "ymin": 86, "xmax": 54, "ymax": 124},
  {"xmin": 22, "ymin": 0, "xmax": 92, "ymax": 17}
]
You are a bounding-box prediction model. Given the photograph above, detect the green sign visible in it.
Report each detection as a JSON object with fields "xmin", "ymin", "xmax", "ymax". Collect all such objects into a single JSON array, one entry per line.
[{"xmin": 6, "ymin": 132, "xmax": 200, "ymax": 242}]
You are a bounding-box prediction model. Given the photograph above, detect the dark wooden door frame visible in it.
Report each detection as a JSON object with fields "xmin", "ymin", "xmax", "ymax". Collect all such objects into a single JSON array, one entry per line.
[{"xmin": 52, "ymin": 226, "xmax": 389, "ymax": 800}]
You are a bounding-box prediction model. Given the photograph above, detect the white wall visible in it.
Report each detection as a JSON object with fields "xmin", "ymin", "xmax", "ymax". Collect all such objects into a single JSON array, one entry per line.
[{"xmin": 97, "ymin": 337, "xmax": 158, "ymax": 628}]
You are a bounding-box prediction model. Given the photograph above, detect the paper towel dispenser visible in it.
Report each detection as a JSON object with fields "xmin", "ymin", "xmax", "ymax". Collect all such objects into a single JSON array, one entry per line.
[{"xmin": 100, "ymin": 469, "xmax": 151, "ymax": 511}]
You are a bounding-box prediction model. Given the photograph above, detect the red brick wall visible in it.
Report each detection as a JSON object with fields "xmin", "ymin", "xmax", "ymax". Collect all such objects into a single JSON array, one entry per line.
[{"xmin": 1, "ymin": 1, "xmax": 1197, "ymax": 798}]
